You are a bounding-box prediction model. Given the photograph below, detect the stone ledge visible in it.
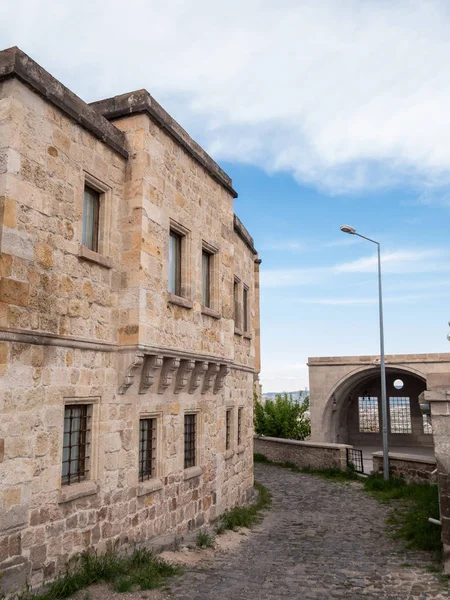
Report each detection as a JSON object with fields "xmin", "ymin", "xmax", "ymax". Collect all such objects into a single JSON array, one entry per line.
[
  {"xmin": 183, "ymin": 466, "xmax": 202, "ymax": 481},
  {"xmin": 0, "ymin": 47, "xmax": 128, "ymax": 159},
  {"xmin": 136, "ymin": 478, "xmax": 163, "ymax": 497},
  {"xmin": 372, "ymin": 451, "xmax": 436, "ymax": 465},
  {"xmin": 168, "ymin": 294, "xmax": 193, "ymax": 310},
  {"xmin": 234, "ymin": 327, "xmax": 243, "ymax": 337},
  {"xmin": 243, "ymin": 332, "xmax": 252, "ymax": 340},
  {"xmin": 58, "ymin": 481, "xmax": 98, "ymax": 504},
  {"xmin": 78, "ymin": 245, "xmax": 113, "ymax": 269},
  {"xmin": 234, "ymin": 214, "xmax": 257, "ymax": 255},
  {"xmin": 254, "ymin": 435, "xmax": 352, "ymax": 450},
  {"xmin": 201, "ymin": 306, "xmax": 221, "ymax": 320},
  {"xmin": 237, "ymin": 444, "xmax": 245, "ymax": 455},
  {"xmin": 90, "ymin": 90, "xmax": 237, "ymax": 198}
]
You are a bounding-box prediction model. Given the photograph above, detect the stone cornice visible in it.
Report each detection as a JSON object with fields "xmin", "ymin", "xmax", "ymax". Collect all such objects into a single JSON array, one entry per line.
[
  {"xmin": 0, "ymin": 327, "xmax": 255, "ymax": 373},
  {"xmin": 0, "ymin": 47, "xmax": 128, "ymax": 159},
  {"xmin": 90, "ymin": 90, "xmax": 238, "ymax": 199},
  {"xmin": 234, "ymin": 214, "xmax": 257, "ymax": 255},
  {"xmin": 308, "ymin": 353, "xmax": 450, "ymax": 366}
]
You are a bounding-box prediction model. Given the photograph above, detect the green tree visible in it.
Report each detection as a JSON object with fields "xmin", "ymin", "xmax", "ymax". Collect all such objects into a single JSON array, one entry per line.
[{"xmin": 254, "ymin": 392, "xmax": 311, "ymax": 440}]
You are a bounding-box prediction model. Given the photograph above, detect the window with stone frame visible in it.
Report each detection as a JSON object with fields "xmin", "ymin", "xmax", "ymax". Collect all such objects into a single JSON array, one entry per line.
[
  {"xmin": 237, "ymin": 407, "xmax": 243, "ymax": 446},
  {"xmin": 62, "ymin": 404, "xmax": 92, "ymax": 485},
  {"xmin": 169, "ymin": 230, "xmax": 182, "ymax": 295},
  {"xmin": 82, "ymin": 185, "xmax": 100, "ymax": 252},
  {"xmin": 202, "ymin": 249, "xmax": 212, "ymax": 308},
  {"xmin": 184, "ymin": 413, "xmax": 197, "ymax": 469},
  {"xmin": 139, "ymin": 418, "xmax": 157, "ymax": 481},
  {"xmin": 226, "ymin": 408, "xmax": 232, "ymax": 450},
  {"xmin": 234, "ymin": 278, "xmax": 241, "ymax": 328},
  {"xmin": 243, "ymin": 285, "xmax": 249, "ymax": 332}
]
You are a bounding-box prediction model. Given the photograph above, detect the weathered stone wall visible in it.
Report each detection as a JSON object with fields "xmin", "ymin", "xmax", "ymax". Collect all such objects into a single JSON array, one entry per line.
[
  {"xmin": 372, "ymin": 453, "xmax": 437, "ymax": 484},
  {"xmin": 254, "ymin": 436, "xmax": 350, "ymax": 470},
  {"xmin": 0, "ymin": 50, "xmax": 259, "ymax": 595}
]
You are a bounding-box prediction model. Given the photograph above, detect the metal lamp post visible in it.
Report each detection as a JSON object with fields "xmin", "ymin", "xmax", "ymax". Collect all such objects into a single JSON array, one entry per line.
[{"xmin": 340, "ymin": 225, "xmax": 389, "ymax": 480}]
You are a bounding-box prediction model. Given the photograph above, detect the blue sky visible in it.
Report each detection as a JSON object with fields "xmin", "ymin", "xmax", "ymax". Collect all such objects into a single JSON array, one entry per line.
[{"xmin": 2, "ymin": 0, "xmax": 450, "ymax": 391}]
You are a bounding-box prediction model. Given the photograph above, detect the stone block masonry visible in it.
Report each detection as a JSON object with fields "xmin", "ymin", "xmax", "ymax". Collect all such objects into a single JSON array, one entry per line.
[
  {"xmin": 254, "ymin": 436, "xmax": 351, "ymax": 470},
  {"xmin": 0, "ymin": 47, "xmax": 260, "ymax": 594}
]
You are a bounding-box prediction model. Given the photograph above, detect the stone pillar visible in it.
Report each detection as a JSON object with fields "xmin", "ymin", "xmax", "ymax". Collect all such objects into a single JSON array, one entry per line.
[{"xmin": 420, "ymin": 375, "xmax": 450, "ymax": 572}]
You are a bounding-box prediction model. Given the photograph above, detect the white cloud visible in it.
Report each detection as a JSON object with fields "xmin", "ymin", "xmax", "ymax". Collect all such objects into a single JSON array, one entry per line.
[
  {"xmin": 3, "ymin": 1, "xmax": 450, "ymax": 192},
  {"xmin": 261, "ymin": 247, "xmax": 449, "ymax": 287}
]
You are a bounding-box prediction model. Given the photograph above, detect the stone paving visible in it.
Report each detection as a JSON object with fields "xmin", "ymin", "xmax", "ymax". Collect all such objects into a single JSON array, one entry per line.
[{"xmin": 168, "ymin": 463, "xmax": 449, "ymax": 600}]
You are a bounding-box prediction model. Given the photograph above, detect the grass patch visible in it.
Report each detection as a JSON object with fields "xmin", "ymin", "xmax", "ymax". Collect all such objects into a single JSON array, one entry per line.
[
  {"xmin": 11, "ymin": 547, "xmax": 181, "ymax": 600},
  {"xmin": 363, "ymin": 474, "xmax": 442, "ymax": 557},
  {"xmin": 253, "ymin": 453, "xmax": 272, "ymax": 463},
  {"xmin": 195, "ymin": 530, "xmax": 215, "ymax": 549},
  {"xmin": 215, "ymin": 481, "xmax": 272, "ymax": 533}
]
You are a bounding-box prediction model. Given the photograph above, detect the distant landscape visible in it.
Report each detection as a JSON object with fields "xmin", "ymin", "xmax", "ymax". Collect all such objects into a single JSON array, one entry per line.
[{"xmin": 262, "ymin": 390, "xmax": 310, "ymax": 402}]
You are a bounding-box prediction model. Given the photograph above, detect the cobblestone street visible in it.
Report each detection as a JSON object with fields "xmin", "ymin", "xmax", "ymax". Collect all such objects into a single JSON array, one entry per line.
[{"xmin": 168, "ymin": 463, "xmax": 448, "ymax": 600}]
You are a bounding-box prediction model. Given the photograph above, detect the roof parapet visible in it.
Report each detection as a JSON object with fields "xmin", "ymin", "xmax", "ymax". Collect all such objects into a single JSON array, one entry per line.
[
  {"xmin": 234, "ymin": 214, "xmax": 257, "ymax": 255},
  {"xmin": 0, "ymin": 47, "xmax": 128, "ymax": 159},
  {"xmin": 91, "ymin": 90, "xmax": 238, "ymax": 199}
]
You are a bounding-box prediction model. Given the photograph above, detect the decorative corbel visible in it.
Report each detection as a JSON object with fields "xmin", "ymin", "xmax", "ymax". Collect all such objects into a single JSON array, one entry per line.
[
  {"xmin": 202, "ymin": 363, "xmax": 220, "ymax": 394},
  {"xmin": 214, "ymin": 364, "xmax": 230, "ymax": 394},
  {"xmin": 189, "ymin": 361, "xmax": 208, "ymax": 394},
  {"xmin": 174, "ymin": 359, "xmax": 195, "ymax": 394},
  {"xmin": 158, "ymin": 357, "xmax": 181, "ymax": 394},
  {"xmin": 139, "ymin": 354, "xmax": 164, "ymax": 394},
  {"xmin": 119, "ymin": 352, "xmax": 145, "ymax": 394}
]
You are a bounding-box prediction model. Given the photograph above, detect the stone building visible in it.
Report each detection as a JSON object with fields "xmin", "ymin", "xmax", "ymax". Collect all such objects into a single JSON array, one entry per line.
[{"xmin": 0, "ymin": 47, "xmax": 261, "ymax": 593}]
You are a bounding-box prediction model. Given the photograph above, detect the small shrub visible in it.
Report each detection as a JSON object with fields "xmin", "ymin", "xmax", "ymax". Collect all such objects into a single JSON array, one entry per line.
[
  {"xmin": 253, "ymin": 453, "xmax": 271, "ymax": 463},
  {"xmin": 216, "ymin": 481, "xmax": 272, "ymax": 533},
  {"xmin": 12, "ymin": 547, "xmax": 180, "ymax": 600},
  {"xmin": 254, "ymin": 393, "xmax": 311, "ymax": 440},
  {"xmin": 195, "ymin": 530, "xmax": 215, "ymax": 549}
]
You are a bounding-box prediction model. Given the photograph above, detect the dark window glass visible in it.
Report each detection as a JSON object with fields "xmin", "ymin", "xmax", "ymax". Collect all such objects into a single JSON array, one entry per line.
[
  {"xmin": 82, "ymin": 186, "xmax": 100, "ymax": 252},
  {"xmin": 202, "ymin": 251, "xmax": 211, "ymax": 307},
  {"xmin": 184, "ymin": 414, "xmax": 197, "ymax": 469},
  {"xmin": 62, "ymin": 404, "xmax": 91, "ymax": 485},
  {"xmin": 169, "ymin": 231, "xmax": 182, "ymax": 295},
  {"xmin": 139, "ymin": 418, "xmax": 157, "ymax": 481}
]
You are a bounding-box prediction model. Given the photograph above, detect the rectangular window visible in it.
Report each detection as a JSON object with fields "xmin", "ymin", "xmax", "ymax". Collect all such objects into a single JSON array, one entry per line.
[
  {"xmin": 169, "ymin": 231, "xmax": 182, "ymax": 295},
  {"xmin": 184, "ymin": 413, "xmax": 197, "ymax": 469},
  {"xmin": 139, "ymin": 418, "xmax": 157, "ymax": 481},
  {"xmin": 202, "ymin": 250, "xmax": 211, "ymax": 307},
  {"xmin": 358, "ymin": 397, "xmax": 379, "ymax": 432},
  {"xmin": 389, "ymin": 397, "xmax": 412, "ymax": 433},
  {"xmin": 237, "ymin": 407, "xmax": 243, "ymax": 446},
  {"xmin": 226, "ymin": 409, "xmax": 232, "ymax": 450},
  {"xmin": 62, "ymin": 404, "xmax": 91, "ymax": 486},
  {"xmin": 82, "ymin": 186, "xmax": 100, "ymax": 252},
  {"xmin": 423, "ymin": 414, "xmax": 433, "ymax": 435},
  {"xmin": 243, "ymin": 287, "xmax": 249, "ymax": 332},
  {"xmin": 234, "ymin": 280, "xmax": 240, "ymax": 327}
]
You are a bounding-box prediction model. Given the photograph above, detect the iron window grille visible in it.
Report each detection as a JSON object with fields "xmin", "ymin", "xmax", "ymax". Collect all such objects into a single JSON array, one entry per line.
[
  {"xmin": 389, "ymin": 397, "xmax": 412, "ymax": 434},
  {"xmin": 234, "ymin": 280, "xmax": 240, "ymax": 327},
  {"xmin": 226, "ymin": 409, "xmax": 232, "ymax": 450},
  {"xmin": 423, "ymin": 414, "xmax": 433, "ymax": 435},
  {"xmin": 82, "ymin": 186, "xmax": 100, "ymax": 252},
  {"xmin": 184, "ymin": 413, "xmax": 197, "ymax": 469},
  {"xmin": 139, "ymin": 418, "xmax": 157, "ymax": 481},
  {"xmin": 62, "ymin": 404, "xmax": 91, "ymax": 486},
  {"xmin": 358, "ymin": 396, "xmax": 379, "ymax": 432},
  {"xmin": 237, "ymin": 407, "xmax": 243, "ymax": 446}
]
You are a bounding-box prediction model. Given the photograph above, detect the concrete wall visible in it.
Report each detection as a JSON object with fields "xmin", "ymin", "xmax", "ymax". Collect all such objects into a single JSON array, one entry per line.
[
  {"xmin": 254, "ymin": 437, "xmax": 350, "ymax": 470},
  {"xmin": 0, "ymin": 48, "xmax": 260, "ymax": 594}
]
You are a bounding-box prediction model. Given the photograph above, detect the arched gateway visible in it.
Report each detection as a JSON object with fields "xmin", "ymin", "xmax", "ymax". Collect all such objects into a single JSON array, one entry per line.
[{"xmin": 308, "ymin": 353, "xmax": 450, "ymax": 456}]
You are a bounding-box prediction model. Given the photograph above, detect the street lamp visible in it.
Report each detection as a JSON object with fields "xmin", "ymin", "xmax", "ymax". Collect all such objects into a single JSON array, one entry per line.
[{"xmin": 340, "ymin": 225, "xmax": 389, "ymax": 480}]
